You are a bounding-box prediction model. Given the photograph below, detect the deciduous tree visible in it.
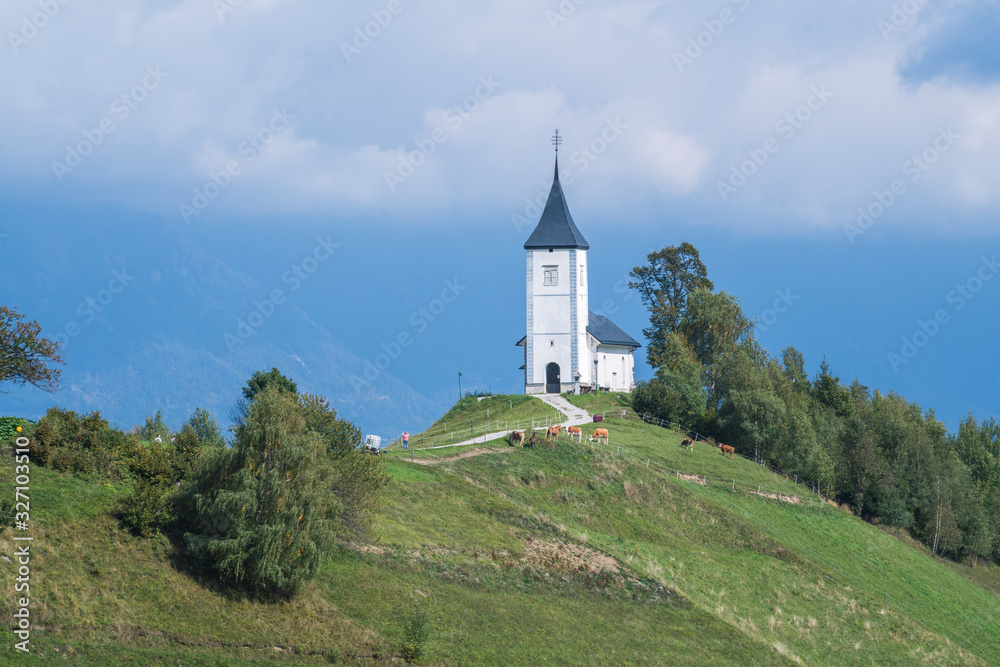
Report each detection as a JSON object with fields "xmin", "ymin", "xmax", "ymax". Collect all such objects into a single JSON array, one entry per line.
[
  {"xmin": 629, "ymin": 243, "xmax": 713, "ymax": 367},
  {"xmin": 0, "ymin": 305, "xmax": 64, "ymax": 393}
]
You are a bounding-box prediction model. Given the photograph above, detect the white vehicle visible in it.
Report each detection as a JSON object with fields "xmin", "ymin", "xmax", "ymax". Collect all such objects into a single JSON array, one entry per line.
[{"xmin": 363, "ymin": 434, "xmax": 382, "ymax": 455}]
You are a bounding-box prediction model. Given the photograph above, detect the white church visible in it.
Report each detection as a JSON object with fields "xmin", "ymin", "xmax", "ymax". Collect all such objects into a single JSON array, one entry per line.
[{"xmin": 517, "ymin": 137, "xmax": 640, "ymax": 395}]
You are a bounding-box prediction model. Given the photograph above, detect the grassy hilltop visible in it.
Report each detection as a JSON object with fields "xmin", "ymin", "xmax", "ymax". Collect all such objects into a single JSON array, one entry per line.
[{"xmin": 4, "ymin": 394, "xmax": 1000, "ymax": 665}]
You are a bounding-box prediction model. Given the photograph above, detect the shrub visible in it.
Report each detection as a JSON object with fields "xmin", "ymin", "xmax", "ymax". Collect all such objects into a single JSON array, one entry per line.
[
  {"xmin": 34, "ymin": 418, "xmax": 58, "ymax": 447},
  {"xmin": 79, "ymin": 411, "xmax": 110, "ymax": 448},
  {"xmin": 51, "ymin": 448, "xmax": 75, "ymax": 472},
  {"xmin": 400, "ymin": 603, "xmax": 431, "ymax": 663},
  {"xmin": 632, "ymin": 379, "xmax": 690, "ymax": 426},
  {"xmin": 38, "ymin": 407, "xmax": 82, "ymax": 446},
  {"xmin": 130, "ymin": 442, "xmax": 174, "ymax": 485},
  {"xmin": 73, "ymin": 450, "xmax": 97, "ymax": 475},
  {"xmin": 115, "ymin": 481, "xmax": 175, "ymax": 538},
  {"xmin": 0, "ymin": 497, "xmax": 14, "ymax": 528},
  {"xmin": 32, "ymin": 443, "xmax": 53, "ymax": 467},
  {"xmin": 0, "ymin": 417, "xmax": 33, "ymax": 441}
]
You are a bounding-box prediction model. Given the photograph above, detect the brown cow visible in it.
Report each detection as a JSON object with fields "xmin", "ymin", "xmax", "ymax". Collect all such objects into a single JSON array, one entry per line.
[
  {"xmin": 681, "ymin": 438, "xmax": 693, "ymax": 451},
  {"xmin": 546, "ymin": 425, "xmax": 563, "ymax": 439},
  {"xmin": 509, "ymin": 431, "xmax": 525, "ymax": 447},
  {"xmin": 567, "ymin": 426, "xmax": 582, "ymax": 442},
  {"xmin": 589, "ymin": 428, "xmax": 609, "ymax": 445},
  {"xmin": 719, "ymin": 443, "xmax": 735, "ymax": 460}
]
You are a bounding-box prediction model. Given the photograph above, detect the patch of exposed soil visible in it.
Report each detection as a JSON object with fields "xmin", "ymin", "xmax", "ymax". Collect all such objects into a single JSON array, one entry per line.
[
  {"xmin": 409, "ymin": 447, "xmax": 512, "ymax": 465},
  {"xmin": 521, "ymin": 537, "xmax": 620, "ymax": 574},
  {"xmin": 754, "ymin": 491, "xmax": 802, "ymax": 505},
  {"xmin": 678, "ymin": 473, "xmax": 707, "ymax": 486}
]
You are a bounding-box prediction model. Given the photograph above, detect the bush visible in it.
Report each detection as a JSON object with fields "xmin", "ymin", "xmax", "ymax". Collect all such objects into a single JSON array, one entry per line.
[
  {"xmin": 32, "ymin": 443, "xmax": 53, "ymax": 467},
  {"xmin": 38, "ymin": 407, "xmax": 82, "ymax": 446},
  {"xmin": 633, "ymin": 379, "xmax": 689, "ymax": 425},
  {"xmin": 130, "ymin": 442, "xmax": 175, "ymax": 484},
  {"xmin": 79, "ymin": 411, "xmax": 110, "ymax": 448},
  {"xmin": 115, "ymin": 481, "xmax": 175, "ymax": 538},
  {"xmin": 401, "ymin": 603, "xmax": 431, "ymax": 663},
  {"xmin": 34, "ymin": 418, "xmax": 59, "ymax": 447},
  {"xmin": 0, "ymin": 417, "xmax": 33, "ymax": 441},
  {"xmin": 51, "ymin": 448, "xmax": 75, "ymax": 472},
  {"xmin": 0, "ymin": 497, "xmax": 14, "ymax": 528}
]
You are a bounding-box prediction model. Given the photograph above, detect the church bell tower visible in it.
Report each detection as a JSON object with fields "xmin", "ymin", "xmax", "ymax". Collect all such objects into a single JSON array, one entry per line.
[{"xmin": 521, "ymin": 130, "xmax": 590, "ymax": 394}]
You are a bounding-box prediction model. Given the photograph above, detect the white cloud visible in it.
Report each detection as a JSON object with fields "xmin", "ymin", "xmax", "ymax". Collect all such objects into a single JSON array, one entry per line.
[{"xmin": 1, "ymin": 0, "xmax": 999, "ymax": 235}]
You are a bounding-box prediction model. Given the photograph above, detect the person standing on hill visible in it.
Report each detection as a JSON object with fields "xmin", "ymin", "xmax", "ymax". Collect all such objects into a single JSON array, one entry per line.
[{"xmin": 402, "ymin": 431, "xmax": 409, "ymax": 451}]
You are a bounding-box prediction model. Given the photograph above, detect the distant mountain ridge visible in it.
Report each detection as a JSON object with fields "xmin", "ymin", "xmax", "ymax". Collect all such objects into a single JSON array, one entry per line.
[{"xmin": 1, "ymin": 219, "xmax": 445, "ymax": 438}]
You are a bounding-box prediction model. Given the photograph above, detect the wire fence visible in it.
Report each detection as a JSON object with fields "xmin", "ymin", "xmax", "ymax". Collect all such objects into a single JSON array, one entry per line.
[
  {"xmin": 380, "ymin": 410, "xmax": 565, "ymax": 452},
  {"xmin": 582, "ymin": 427, "xmax": 829, "ymax": 510},
  {"xmin": 631, "ymin": 412, "xmax": 833, "ymax": 505},
  {"xmin": 382, "ymin": 400, "xmax": 831, "ymax": 505}
]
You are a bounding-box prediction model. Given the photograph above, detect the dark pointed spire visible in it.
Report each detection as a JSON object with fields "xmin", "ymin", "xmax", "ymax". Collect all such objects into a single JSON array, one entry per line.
[{"xmin": 524, "ymin": 131, "xmax": 590, "ymax": 250}]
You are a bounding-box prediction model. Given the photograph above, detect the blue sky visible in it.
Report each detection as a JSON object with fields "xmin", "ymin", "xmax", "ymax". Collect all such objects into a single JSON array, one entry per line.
[{"xmin": 1, "ymin": 0, "xmax": 998, "ymax": 434}]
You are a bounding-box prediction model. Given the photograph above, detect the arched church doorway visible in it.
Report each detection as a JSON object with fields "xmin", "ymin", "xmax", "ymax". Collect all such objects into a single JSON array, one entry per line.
[{"xmin": 545, "ymin": 363, "xmax": 561, "ymax": 394}]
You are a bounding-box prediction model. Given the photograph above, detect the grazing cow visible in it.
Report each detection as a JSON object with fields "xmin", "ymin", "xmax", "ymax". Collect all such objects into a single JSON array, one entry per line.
[
  {"xmin": 589, "ymin": 428, "xmax": 609, "ymax": 445},
  {"xmin": 719, "ymin": 443, "xmax": 735, "ymax": 460},
  {"xmin": 509, "ymin": 431, "xmax": 525, "ymax": 447},
  {"xmin": 546, "ymin": 425, "xmax": 563, "ymax": 439},
  {"xmin": 528, "ymin": 432, "xmax": 537, "ymax": 448},
  {"xmin": 681, "ymin": 438, "xmax": 693, "ymax": 451},
  {"xmin": 567, "ymin": 426, "xmax": 582, "ymax": 442}
]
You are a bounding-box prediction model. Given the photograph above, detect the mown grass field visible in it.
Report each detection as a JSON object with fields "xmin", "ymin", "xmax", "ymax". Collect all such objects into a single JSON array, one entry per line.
[{"xmin": 3, "ymin": 394, "xmax": 999, "ymax": 665}]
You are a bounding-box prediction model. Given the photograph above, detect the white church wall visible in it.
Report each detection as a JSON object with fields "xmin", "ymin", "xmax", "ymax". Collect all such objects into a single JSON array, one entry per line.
[{"xmin": 590, "ymin": 344, "xmax": 636, "ymax": 392}]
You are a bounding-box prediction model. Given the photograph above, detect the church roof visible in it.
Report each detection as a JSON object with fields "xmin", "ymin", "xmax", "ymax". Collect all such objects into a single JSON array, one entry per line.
[
  {"xmin": 523, "ymin": 156, "xmax": 590, "ymax": 250},
  {"xmin": 587, "ymin": 311, "xmax": 641, "ymax": 349}
]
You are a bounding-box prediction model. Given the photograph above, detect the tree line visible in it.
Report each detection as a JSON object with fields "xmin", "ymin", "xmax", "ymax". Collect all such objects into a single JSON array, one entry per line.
[{"xmin": 630, "ymin": 243, "xmax": 1000, "ymax": 563}]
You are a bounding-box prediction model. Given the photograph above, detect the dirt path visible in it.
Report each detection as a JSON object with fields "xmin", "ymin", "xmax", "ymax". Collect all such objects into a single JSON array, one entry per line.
[{"xmin": 409, "ymin": 446, "xmax": 512, "ymax": 465}]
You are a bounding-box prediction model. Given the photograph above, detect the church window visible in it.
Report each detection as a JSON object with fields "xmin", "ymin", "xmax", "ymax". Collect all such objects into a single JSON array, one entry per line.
[
  {"xmin": 580, "ymin": 265, "xmax": 585, "ymax": 286},
  {"xmin": 543, "ymin": 266, "xmax": 558, "ymax": 286}
]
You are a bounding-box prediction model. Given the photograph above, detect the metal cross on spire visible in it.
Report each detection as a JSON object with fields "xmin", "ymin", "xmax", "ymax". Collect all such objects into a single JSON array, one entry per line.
[{"xmin": 551, "ymin": 129, "xmax": 562, "ymax": 152}]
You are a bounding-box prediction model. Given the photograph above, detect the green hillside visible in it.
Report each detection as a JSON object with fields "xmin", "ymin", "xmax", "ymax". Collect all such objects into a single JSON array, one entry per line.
[
  {"xmin": 401, "ymin": 394, "xmax": 562, "ymax": 450},
  {"xmin": 4, "ymin": 395, "xmax": 1000, "ymax": 665}
]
